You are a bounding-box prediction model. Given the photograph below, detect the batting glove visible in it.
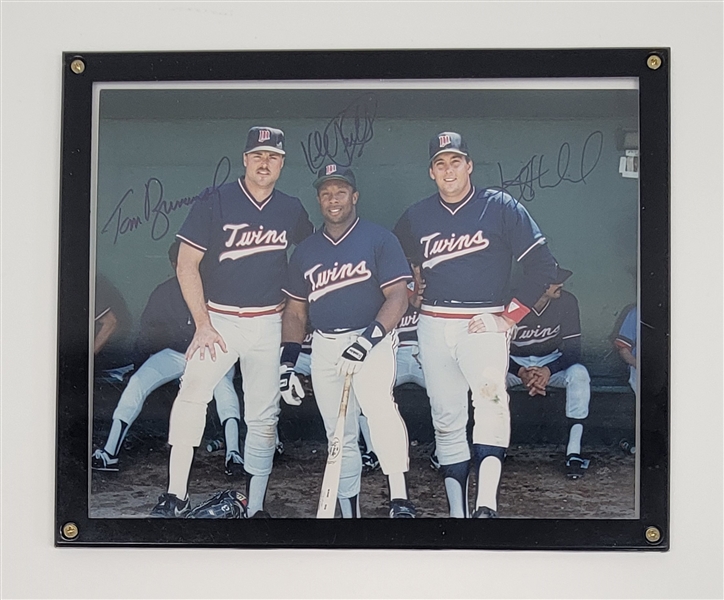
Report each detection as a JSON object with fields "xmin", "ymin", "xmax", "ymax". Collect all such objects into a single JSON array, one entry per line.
[
  {"xmin": 279, "ymin": 365, "xmax": 305, "ymax": 406},
  {"xmin": 468, "ymin": 313, "xmax": 515, "ymax": 334},
  {"xmin": 337, "ymin": 336, "xmax": 373, "ymax": 376}
]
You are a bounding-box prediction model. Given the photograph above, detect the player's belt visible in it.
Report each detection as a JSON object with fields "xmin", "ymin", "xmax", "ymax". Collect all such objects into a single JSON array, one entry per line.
[
  {"xmin": 420, "ymin": 303, "xmax": 505, "ymax": 319},
  {"xmin": 207, "ymin": 300, "xmax": 285, "ymax": 318}
]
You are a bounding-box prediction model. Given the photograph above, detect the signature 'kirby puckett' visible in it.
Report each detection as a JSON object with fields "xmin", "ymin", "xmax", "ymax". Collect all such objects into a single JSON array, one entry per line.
[
  {"xmin": 280, "ymin": 164, "xmax": 416, "ymax": 518},
  {"xmin": 394, "ymin": 132, "xmax": 557, "ymax": 518},
  {"xmin": 151, "ymin": 127, "xmax": 313, "ymax": 518}
]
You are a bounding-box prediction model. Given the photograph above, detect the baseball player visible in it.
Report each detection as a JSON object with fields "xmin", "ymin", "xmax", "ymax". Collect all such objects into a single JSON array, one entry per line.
[
  {"xmin": 92, "ymin": 241, "xmax": 242, "ymax": 475},
  {"xmin": 151, "ymin": 127, "xmax": 314, "ymax": 518},
  {"xmin": 614, "ymin": 305, "xmax": 638, "ymax": 392},
  {"xmin": 506, "ymin": 265, "xmax": 591, "ymax": 479},
  {"xmin": 394, "ymin": 132, "xmax": 557, "ymax": 518},
  {"xmin": 280, "ymin": 164, "xmax": 416, "ymax": 518},
  {"xmin": 359, "ymin": 270, "xmax": 427, "ymax": 473}
]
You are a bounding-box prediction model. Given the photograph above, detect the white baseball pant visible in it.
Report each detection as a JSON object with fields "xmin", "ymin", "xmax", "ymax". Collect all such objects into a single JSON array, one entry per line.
[
  {"xmin": 311, "ymin": 329, "xmax": 409, "ymax": 499},
  {"xmin": 506, "ymin": 362, "xmax": 590, "ymax": 419},
  {"xmin": 395, "ymin": 343, "xmax": 426, "ymax": 388},
  {"xmin": 112, "ymin": 348, "xmax": 239, "ymax": 425},
  {"xmin": 167, "ymin": 311, "xmax": 281, "ymax": 476},
  {"xmin": 418, "ymin": 313, "xmax": 511, "ymax": 466}
]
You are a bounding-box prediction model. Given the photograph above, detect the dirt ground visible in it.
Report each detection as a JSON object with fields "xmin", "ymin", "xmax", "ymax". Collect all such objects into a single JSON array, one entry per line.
[{"xmin": 90, "ymin": 438, "xmax": 636, "ymax": 519}]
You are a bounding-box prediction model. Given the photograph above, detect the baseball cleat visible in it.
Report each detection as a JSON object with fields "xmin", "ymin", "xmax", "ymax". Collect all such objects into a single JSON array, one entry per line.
[
  {"xmin": 565, "ymin": 454, "xmax": 590, "ymax": 479},
  {"xmin": 389, "ymin": 498, "xmax": 416, "ymax": 518},
  {"xmin": 150, "ymin": 493, "xmax": 191, "ymax": 518},
  {"xmin": 91, "ymin": 448, "xmax": 119, "ymax": 472},
  {"xmin": 186, "ymin": 490, "xmax": 248, "ymax": 519},
  {"xmin": 361, "ymin": 450, "xmax": 380, "ymax": 474},
  {"xmin": 224, "ymin": 451, "xmax": 245, "ymax": 476},
  {"xmin": 249, "ymin": 510, "xmax": 272, "ymax": 519},
  {"xmin": 471, "ymin": 506, "xmax": 498, "ymax": 518}
]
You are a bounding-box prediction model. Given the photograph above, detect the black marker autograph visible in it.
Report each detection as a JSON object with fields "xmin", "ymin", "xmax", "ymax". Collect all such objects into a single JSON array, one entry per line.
[
  {"xmin": 301, "ymin": 93, "xmax": 377, "ymax": 173},
  {"xmin": 101, "ymin": 156, "xmax": 231, "ymax": 244},
  {"xmin": 496, "ymin": 131, "xmax": 604, "ymax": 202}
]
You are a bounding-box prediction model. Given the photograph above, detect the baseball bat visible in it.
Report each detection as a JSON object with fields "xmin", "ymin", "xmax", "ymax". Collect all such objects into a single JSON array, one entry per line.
[{"xmin": 316, "ymin": 373, "xmax": 353, "ymax": 519}]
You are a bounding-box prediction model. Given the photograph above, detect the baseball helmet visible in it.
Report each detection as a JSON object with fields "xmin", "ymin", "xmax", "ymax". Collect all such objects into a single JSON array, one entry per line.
[{"xmin": 185, "ymin": 489, "xmax": 249, "ymax": 519}]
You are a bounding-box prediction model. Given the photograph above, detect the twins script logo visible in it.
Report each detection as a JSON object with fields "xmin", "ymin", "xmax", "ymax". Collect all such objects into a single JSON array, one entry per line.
[
  {"xmin": 396, "ymin": 310, "xmax": 419, "ymax": 333},
  {"xmin": 512, "ymin": 324, "xmax": 561, "ymax": 347},
  {"xmin": 219, "ymin": 223, "xmax": 288, "ymax": 261},
  {"xmin": 305, "ymin": 260, "xmax": 372, "ymax": 302},
  {"xmin": 419, "ymin": 231, "xmax": 490, "ymax": 269}
]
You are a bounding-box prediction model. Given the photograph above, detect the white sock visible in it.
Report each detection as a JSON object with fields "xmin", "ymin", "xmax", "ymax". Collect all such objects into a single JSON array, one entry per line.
[
  {"xmin": 358, "ymin": 414, "xmax": 373, "ymax": 453},
  {"xmin": 338, "ymin": 495, "xmax": 361, "ymax": 518},
  {"xmin": 388, "ymin": 472, "xmax": 407, "ymax": 500},
  {"xmin": 567, "ymin": 423, "xmax": 584, "ymax": 456},
  {"xmin": 168, "ymin": 445, "xmax": 194, "ymax": 500},
  {"xmin": 247, "ymin": 474, "xmax": 269, "ymax": 515},
  {"xmin": 223, "ymin": 418, "xmax": 241, "ymax": 456},
  {"xmin": 475, "ymin": 457, "xmax": 502, "ymax": 512}
]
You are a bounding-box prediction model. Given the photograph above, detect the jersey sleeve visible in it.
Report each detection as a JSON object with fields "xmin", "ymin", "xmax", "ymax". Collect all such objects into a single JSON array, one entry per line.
[
  {"xmin": 497, "ymin": 192, "xmax": 558, "ymax": 315},
  {"xmin": 176, "ymin": 190, "xmax": 215, "ymax": 252},
  {"xmin": 282, "ymin": 247, "xmax": 309, "ymax": 302},
  {"xmin": 291, "ymin": 199, "xmax": 315, "ymax": 246},
  {"xmin": 376, "ymin": 230, "xmax": 412, "ymax": 289},
  {"xmin": 392, "ymin": 209, "xmax": 421, "ymax": 265},
  {"xmin": 615, "ymin": 306, "xmax": 637, "ymax": 349}
]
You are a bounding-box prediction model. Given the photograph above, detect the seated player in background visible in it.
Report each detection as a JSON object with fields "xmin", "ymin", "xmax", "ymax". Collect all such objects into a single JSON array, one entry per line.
[
  {"xmin": 506, "ymin": 266, "xmax": 591, "ymax": 479},
  {"xmin": 614, "ymin": 304, "xmax": 637, "ymax": 392},
  {"xmin": 92, "ymin": 241, "xmax": 243, "ymax": 475},
  {"xmin": 359, "ymin": 265, "xmax": 427, "ymax": 473},
  {"xmin": 94, "ymin": 273, "xmax": 132, "ymax": 375}
]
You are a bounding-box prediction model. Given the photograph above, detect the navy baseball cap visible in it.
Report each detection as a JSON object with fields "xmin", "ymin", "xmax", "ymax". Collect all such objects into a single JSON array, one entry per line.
[
  {"xmin": 313, "ymin": 164, "xmax": 357, "ymax": 190},
  {"xmin": 552, "ymin": 265, "xmax": 573, "ymax": 284},
  {"xmin": 429, "ymin": 131, "xmax": 469, "ymax": 162},
  {"xmin": 244, "ymin": 126, "xmax": 285, "ymax": 155}
]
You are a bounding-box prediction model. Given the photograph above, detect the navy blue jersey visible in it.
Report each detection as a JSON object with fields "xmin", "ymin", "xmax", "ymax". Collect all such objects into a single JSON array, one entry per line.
[
  {"xmin": 284, "ymin": 218, "xmax": 411, "ymax": 332},
  {"xmin": 509, "ymin": 290, "xmax": 582, "ymax": 375},
  {"xmin": 396, "ymin": 303, "xmax": 419, "ymax": 346},
  {"xmin": 394, "ymin": 187, "xmax": 557, "ymax": 310},
  {"xmin": 135, "ymin": 277, "xmax": 194, "ymax": 361},
  {"xmin": 177, "ymin": 179, "xmax": 313, "ymax": 311}
]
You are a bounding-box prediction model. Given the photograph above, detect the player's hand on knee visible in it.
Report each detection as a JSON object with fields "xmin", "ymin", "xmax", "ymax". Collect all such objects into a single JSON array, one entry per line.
[
  {"xmin": 336, "ymin": 337, "xmax": 373, "ymax": 376},
  {"xmin": 468, "ymin": 313, "xmax": 515, "ymax": 334},
  {"xmin": 185, "ymin": 323, "xmax": 228, "ymax": 361},
  {"xmin": 279, "ymin": 365, "xmax": 305, "ymax": 406}
]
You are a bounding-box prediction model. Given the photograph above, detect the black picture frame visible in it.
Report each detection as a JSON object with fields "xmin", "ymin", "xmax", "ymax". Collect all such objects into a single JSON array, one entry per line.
[{"xmin": 56, "ymin": 48, "xmax": 669, "ymax": 549}]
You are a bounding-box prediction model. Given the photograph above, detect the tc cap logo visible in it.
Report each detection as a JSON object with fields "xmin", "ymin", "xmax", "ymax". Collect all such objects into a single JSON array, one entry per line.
[
  {"xmin": 326, "ymin": 164, "xmax": 337, "ymax": 175},
  {"xmin": 258, "ymin": 129, "xmax": 271, "ymax": 142},
  {"xmin": 439, "ymin": 134, "xmax": 452, "ymax": 147}
]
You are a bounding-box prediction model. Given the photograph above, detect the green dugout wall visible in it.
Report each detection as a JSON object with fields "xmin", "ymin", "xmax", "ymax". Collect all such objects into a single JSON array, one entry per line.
[{"xmin": 95, "ymin": 87, "xmax": 638, "ymax": 378}]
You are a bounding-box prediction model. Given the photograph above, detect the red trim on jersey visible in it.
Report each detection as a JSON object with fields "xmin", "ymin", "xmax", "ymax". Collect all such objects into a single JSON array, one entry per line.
[
  {"xmin": 437, "ymin": 186, "xmax": 476, "ymax": 216},
  {"xmin": 207, "ymin": 301, "xmax": 284, "ymax": 318},
  {"xmin": 238, "ymin": 178, "xmax": 274, "ymax": 211},
  {"xmin": 614, "ymin": 338, "xmax": 633, "ymax": 350},
  {"xmin": 176, "ymin": 234, "xmax": 208, "ymax": 253},
  {"xmin": 502, "ymin": 298, "xmax": 530, "ymax": 323},
  {"xmin": 380, "ymin": 274, "xmax": 412, "ymax": 289},
  {"xmin": 322, "ymin": 217, "xmax": 359, "ymax": 246}
]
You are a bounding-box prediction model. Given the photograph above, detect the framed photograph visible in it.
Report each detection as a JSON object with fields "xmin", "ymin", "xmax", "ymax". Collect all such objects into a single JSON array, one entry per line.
[{"xmin": 56, "ymin": 49, "xmax": 669, "ymax": 549}]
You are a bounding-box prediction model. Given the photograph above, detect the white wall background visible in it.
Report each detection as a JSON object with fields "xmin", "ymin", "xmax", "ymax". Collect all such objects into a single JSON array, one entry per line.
[{"xmin": 1, "ymin": 2, "xmax": 722, "ymax": 598}]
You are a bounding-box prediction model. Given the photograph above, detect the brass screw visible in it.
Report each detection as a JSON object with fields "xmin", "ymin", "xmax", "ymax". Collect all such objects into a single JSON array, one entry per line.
[
  {"xmin": 647, "ymin": 55, "xmax": 662, "ymax": 70},
  {"xmin": 645, "ymin": 526, "xmax": 661, "ymax": 544},
  {"xmin": 70, "ymin": 59, "xmax": 85, "ymax": 74},
  {"xmin": 62, "ymin": 522, "xmax": 79, "ymax": 540}
]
